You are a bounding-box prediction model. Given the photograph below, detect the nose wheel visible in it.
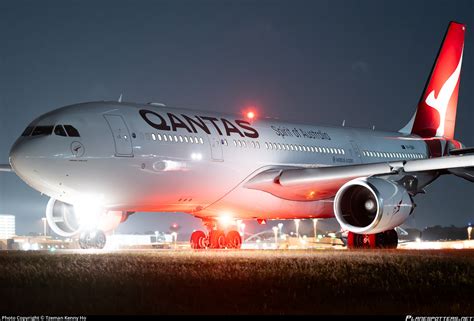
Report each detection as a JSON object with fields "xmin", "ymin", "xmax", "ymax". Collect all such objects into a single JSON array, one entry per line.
[{"xmin": 78, "ymin": 230, "xmax": 107, "ymax": 249}]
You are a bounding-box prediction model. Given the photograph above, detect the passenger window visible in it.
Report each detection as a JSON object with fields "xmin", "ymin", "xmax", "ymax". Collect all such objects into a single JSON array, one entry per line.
[
  {"xmin": 54, "ymin": 125, "xmax": 67, "ymax": 137},
  {"xmin": 32, "ymin": 126, "xmax": 54, "ymax": 136},
  {"xmin": 64, "ymin": 125, "xmax": 80, "ymax": 137},
  {"xmin": 199, "ymin": 137, "xmax": 204, "ymax": 144},
  {"xmin": 179, "ymin": 136, "xmax": 183, "ymax": 143},
  {"xmin": 151, "ymin": 133, "xmax": 156, "ymax": 141},
  {"xmin": 22, "ymin": 126, "xmax": 34, "ymax": 136},
  {"xmin": 157, "ymin": 134, "xmax": 162, "ymax": 141}
]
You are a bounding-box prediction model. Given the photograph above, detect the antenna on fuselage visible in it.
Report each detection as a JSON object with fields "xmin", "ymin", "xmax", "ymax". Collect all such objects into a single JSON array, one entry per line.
[{"xmin": 118, "ymin": 93, "xmax": 123, "ymax": 103}]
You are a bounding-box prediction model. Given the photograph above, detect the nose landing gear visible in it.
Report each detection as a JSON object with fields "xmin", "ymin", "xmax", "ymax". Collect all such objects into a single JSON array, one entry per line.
[{"xmin": 78, "ymin": 230, "xmax": 107, "ymax": 249}]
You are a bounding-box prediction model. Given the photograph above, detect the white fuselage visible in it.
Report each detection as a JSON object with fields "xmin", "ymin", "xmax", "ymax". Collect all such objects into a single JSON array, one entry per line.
[{"xmin": 9, "ymin": 101, "xmax": 430, "ymax": 221}]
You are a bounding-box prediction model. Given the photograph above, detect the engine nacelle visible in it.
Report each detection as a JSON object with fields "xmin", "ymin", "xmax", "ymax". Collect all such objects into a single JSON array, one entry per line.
[
  {"xmin": 46, "ymin": 198, "xmax": 128, "ymax": 237},
  {"xmin": 334, "ymin": 177, "xmax": 414, "ymax": 234}
]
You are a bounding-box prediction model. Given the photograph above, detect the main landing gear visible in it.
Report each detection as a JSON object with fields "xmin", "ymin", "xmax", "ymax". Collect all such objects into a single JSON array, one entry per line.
[
  {"xmin": 190, "ymin": 221, "xmax": 242, "ymax": 250},
  {"xmin": 78, "ymin": 229, "xmax": 107, "ymax": 249},
  {"xmin": 346, "ymin": 229, "xmax": 398, "ymax": 249}
]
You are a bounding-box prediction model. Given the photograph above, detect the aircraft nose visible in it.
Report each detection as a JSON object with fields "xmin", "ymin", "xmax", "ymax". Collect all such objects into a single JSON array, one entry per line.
[
  {"xmin": 10, "ymin": 139, "xmax": 27, "ymax": 175},
  {"xmin": 9, "ymin": 138, "xmax": 39, "ymax": 177}
]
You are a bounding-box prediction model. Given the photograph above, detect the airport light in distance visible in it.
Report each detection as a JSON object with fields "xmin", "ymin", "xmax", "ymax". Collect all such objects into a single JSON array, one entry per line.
[{"xmin": 272, "ymin": 226, "xmax": 279, "ymax": 246}]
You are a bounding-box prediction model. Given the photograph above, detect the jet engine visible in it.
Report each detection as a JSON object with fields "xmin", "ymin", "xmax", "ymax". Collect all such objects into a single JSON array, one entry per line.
[
  {"xmin": 334, "ymin": 177, "xmax": 414, "ymax": 235},
  {"xmin": 46, "ymin": 198, "xmax": 128, "ymax": 237}
]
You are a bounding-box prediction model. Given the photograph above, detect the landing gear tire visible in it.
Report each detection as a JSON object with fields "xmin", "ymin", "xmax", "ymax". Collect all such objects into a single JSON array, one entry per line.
[
  {"xmin": 78, "ymin": 230, "xmax": 107, "ymax": 249},
  {"xmin": 78, "ymin": 233, "xmax": 90, "ymax": 249},
  {"xmin": 225, "ymin": 230, "xmax": 242, "ymax": 249},
  {"xmin": 190, "ymin": 230, "xmax": 207, "ymax": 249},
  {"xmin": 347, "ymin": 229, "xmax": 398, "ymax": 249},
  {"xmin": 209, "ymin": 230, "xmax": 226, "ymax": 249},
  {"xmin": 94, "ymin": 230, "xmax": 107, "ymax": 249},
  {"xmin": 377, "ymin": 229, "xmax": 398, "ymax": 249}
]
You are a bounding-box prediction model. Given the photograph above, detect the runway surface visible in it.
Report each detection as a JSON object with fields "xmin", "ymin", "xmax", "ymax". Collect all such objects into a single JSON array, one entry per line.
[{"xmin": 0, "ymin": 249, "xmax": 473, "ymax": 315}]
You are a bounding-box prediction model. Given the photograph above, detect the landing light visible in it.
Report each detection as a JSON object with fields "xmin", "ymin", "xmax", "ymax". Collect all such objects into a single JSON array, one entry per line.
[
  {"xmin": 218, "ymin": 213, "xmax": 233, "ymax": 227},
  {"xmin": 191, "ymin": 153, "xmax": 202, "ymax": 161},
  {"xmin": 74, "ymin": 195, "xmax": 105, "ymax": 230}
]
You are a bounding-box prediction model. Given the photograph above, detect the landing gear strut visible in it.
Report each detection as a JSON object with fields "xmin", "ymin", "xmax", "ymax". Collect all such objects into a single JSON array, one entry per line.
[
  {"xmin": 190, "ymin": 221, "xmax": 242, "ymax": 250},
  {"xmin": 347, "ymin": 229, "xmax": 398, "ymax": 249},
  {"xmin": 79, "ymin": 230, "xmax": 107, "ymax": 249}
]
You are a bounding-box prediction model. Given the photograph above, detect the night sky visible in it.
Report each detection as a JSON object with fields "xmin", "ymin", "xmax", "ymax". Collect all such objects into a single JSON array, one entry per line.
[{"xmin": 1, "ymin": 0, "xmax": 473, "ymax": 236}]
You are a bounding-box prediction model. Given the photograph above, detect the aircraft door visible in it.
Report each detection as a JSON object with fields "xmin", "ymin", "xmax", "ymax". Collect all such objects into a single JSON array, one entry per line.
[
  {"xmin": 104, "ymin": 114, "xmax": 134, "ymax": 157},
  {"xmin": 208, "ymin": 136, "xmax": 224, "ymax": 162},
  {"xmin": 349, "ymin": 140, "xmax": 362, "ymax": 164}
]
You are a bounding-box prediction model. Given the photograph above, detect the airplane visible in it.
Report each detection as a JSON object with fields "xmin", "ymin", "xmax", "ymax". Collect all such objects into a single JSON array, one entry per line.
[{"xmin": 1, "ymin": 21, "xmax": 472, "ymax": 250}]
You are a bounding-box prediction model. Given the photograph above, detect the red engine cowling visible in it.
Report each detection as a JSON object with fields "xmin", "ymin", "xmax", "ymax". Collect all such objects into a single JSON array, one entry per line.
[{"xmin": 333, "ymin": 177, "xmax": 414, "ymax": 235}]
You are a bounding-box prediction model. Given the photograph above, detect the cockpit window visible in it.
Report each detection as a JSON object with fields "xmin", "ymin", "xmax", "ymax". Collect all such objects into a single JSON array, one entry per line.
[
  {"xmin": 21, "ymin": 126, "xmax": 34, "ymax": 136},
  {"xmin": 64, "ymin": 125, "xmax": 80, "ymax": 137},
  {"xmin": 31, "ymin": 126, "xmax": 54, "ymax": 136},
  {"xmin": 54, "ymin": 125, "xmax": 67, "ymax": 137}
]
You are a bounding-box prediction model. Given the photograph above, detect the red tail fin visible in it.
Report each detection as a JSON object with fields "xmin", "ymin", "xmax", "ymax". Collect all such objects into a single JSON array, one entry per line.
[{"xmin": 400, "ymin": 22, "xmax": 465, "ymax": 139}]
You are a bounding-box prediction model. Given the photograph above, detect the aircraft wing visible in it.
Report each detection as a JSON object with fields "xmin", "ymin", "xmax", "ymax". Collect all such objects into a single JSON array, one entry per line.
[
  {"xmin": 0, "ymin": 164, "xmax": 12, "ymax": 172},
  {"xmin": 244, "ymin": 154, "xmax": 474, "ymax": 201}
]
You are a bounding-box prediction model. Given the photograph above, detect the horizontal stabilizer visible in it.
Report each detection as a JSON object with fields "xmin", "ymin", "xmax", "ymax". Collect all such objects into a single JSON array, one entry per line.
[
  {"xmin": 448, "ymin": 167, "xmax": 474, "ymax": 182},
  {"xmin": 449, "ymin": 147, "xmax": 474, "ymax": 155}
]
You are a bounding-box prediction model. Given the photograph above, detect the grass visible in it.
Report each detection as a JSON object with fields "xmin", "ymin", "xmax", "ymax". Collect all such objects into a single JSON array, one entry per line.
[{"xmin": 0, "ymin": 249, "xmax": 473, "ymax": 315}]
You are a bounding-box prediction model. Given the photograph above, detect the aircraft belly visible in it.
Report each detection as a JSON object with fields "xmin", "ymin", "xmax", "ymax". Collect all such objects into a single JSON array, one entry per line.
[{"xmin": 197, "ymin": 186, "xmax": 335, "ymax": 220}]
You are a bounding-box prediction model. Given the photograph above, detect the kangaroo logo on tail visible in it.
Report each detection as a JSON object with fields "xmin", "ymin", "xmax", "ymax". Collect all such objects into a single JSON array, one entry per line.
[{"xmin": 400, "ymin": 22, "xmax": 465, "ymax": 140}]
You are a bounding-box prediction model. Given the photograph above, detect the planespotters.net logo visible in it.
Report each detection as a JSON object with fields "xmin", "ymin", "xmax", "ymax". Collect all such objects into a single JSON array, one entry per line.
[{"xmin": 406, "ymin": 316, "xmax": 474, "ymax": 321}]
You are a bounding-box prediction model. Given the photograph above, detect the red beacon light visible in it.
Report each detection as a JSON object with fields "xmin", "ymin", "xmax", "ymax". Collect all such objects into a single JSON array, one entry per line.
[{"xmin": 244, "ymin": 108, "xmax": 257, "ymax": 121}]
